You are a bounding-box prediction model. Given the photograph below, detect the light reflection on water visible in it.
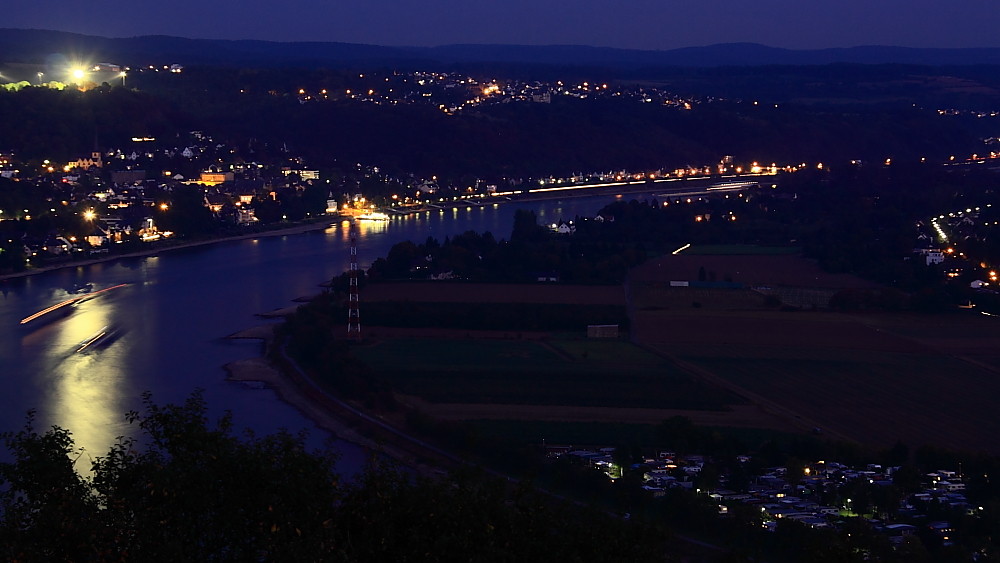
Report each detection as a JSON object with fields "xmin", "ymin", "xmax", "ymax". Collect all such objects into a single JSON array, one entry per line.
[
  {"xmin": 0, "ymin": 192, "xmax": 651, "ymax": 473},
  {"xmin": 45, "ymin": 287, "xmax": 130, "ymax": 468}
]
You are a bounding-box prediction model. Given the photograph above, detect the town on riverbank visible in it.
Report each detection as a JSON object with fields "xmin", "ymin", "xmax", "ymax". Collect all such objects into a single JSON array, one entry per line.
[{"xmin": 0, "ymin": 131, "xmax": 777, "ymax": 282}]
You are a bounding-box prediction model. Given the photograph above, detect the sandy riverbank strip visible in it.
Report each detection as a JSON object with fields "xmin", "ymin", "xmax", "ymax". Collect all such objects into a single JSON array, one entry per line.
[
  {"xmin": 256, "ymin": 305, "xmax": 303, "ymax": 318},
  {"xmin": 0, "ymin": 220, "xmax": 333, "ymax": 282},
  {"xmin": 227, "ymin": 324, "xmax": 278, "ymax": 339},
  {"xmin": 224, "ymin": 327, "xmax": 445, "ymax": 473},
  {"xmin": 224, "ymin": 357, "xmax": 383, "ymax": 452}
]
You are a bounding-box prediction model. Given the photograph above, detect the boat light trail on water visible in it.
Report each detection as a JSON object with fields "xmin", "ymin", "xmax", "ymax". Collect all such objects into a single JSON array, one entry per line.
[
  {"xmin": 19, "ymin": 283, "xmax": 129, "ymax": 325},
  {"xmin": 75, "ymin": 326, "xmax": 110, "ymax": 352}
]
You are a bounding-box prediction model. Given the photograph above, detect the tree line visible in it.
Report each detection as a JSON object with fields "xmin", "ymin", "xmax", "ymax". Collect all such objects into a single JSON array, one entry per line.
[{"xmin": 0, "ymin": 392, "xmax": 666, "ymax": 561}]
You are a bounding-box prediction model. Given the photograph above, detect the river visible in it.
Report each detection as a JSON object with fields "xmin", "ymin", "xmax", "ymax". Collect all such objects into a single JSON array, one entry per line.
[{"xmin": 0, "ymin": 191, "xmax": 657, "ymax": 473}]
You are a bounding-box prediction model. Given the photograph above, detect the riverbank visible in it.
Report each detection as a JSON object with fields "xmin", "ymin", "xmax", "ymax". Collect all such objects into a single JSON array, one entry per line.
[
  {"xmin": 225, "ymin": 323, "xmax": 458, "ymax": 476},
  {"xmin": 0, "ymin": 219, "xmax": 334, "ymax": 282},
  {"xmin": 1, "ymin": 176, "xmax": 745, "ymax": 283},
  {"xmin": 380, "ymin": 180, "xmax": 666, "ymax": 217},
  {"xmin": 224, "ymin": 357, "xmax": 384, "ymax": 452},
  {"xmin": 3, "ymin": 172, "xmax": 773, "ymax": 284},
  {"xmin": 378, "ymin": 173, "xmax": 769, "ymax": 219}
]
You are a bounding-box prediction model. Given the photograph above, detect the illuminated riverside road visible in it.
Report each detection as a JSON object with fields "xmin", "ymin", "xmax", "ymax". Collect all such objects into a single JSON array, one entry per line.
[{"xmin": 0, "ymin": 191, "xmax": 667, "ymax": 472}]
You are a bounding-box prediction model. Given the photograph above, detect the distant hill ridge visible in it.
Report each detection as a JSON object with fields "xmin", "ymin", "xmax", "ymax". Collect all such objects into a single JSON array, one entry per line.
[{"xmin": 3, "ymin": 28, "xmax": 1000, "ymax": 68}]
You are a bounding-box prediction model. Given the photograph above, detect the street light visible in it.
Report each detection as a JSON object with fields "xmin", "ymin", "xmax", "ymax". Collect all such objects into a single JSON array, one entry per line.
[
  {"xmin": 119, "ymin": 71, "xmax": 127, "ymax": 87},
  {"xmin": 36, "ymin": 72, "xmax": 44, "ymax": 84}
]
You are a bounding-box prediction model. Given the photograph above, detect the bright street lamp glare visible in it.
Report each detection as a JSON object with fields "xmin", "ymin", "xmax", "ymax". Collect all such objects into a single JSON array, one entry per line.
[{"xmin": 72, "ymin": 68, "xmax": 85, "ymax": 80}]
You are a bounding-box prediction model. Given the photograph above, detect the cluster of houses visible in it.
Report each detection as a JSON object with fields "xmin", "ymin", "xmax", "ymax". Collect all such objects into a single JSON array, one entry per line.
[
  {"xmin": 551, "ymin": 446, "xmax": 972, "ymax": 548},
  {"xmin": 3, "ymin": 127, "xmax": 512, "ymax": 264},
  {"xmin": 916, "ymin": 204, "xmax": 999, "ymax": 291},
  {"xmin": 0, "ymin": 141, "xmax": 276, "ymax": 260},
  {"xmin": 715, "ymin": 464, "xmax": 970, "ymax": 547},
  {"xmin": 293, "ymin": 69, "xmax": 710, "ymax": 116}
]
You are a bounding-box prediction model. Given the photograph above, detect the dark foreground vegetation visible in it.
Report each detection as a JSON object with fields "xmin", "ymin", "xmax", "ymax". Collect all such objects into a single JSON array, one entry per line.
[
  {"xmin": 7, "ymin": 391, "xmax": 1000, "ymax": 561},
  {"xmin": 0, "ymin": 393, "xmax": 666, "ymax": 561}
]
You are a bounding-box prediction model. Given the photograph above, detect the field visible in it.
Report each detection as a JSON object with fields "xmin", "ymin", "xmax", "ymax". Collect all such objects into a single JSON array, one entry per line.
[
  {"xmin": 351, "ymin": 336, "xmax": 744, "ymax": 411},
  {"xmin": 363, "ymin": 281, "xmax": 625, "ymax": 305},
  {"xmin": 631, "ymin": 283, "xmax": 1000, "ymax": 454},
  {"xmin": 683, "ymin": 245, "xmax": 802, "ymax": 256},
  {"xmin": 462, "ymin": 419, "xmax": 800, "ymax": 449},
  {"xmin": 630, "ymin": 252, "xmax": 878, "ymax": 288},
  {"xmin": 351, "ymin": 272, "xmax": 1000, "ymax": 455},
  {"xmin": 684, "ymin": 352, "xmax": 1000, "ymax": 453}
]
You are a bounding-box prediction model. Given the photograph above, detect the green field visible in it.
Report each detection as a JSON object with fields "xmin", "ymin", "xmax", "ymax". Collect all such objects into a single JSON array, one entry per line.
[
  {"xmin": 356, "ymin": 338, "xmax": 564, "ymax": 371},
  {"xmin": 352, "ymin": 337, "xmax": 743, "ymax": 410},
  {"xmin": 347, "ymin": 302, "xmax": 628, "ymax": 331},
  {"xmin": 547, "ymin": 339, "xmax": 664, "ymax": 364}
]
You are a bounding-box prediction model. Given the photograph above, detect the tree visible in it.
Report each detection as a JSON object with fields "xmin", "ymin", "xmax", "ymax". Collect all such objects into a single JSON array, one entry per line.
[
  {"xmin": 784, "ymin": 457, "xmax": 806, "ymax": 486},
  {"xmin": 0, "ymin": 411, "xmax": 98, "ymax": 558},
  {"xmin": 0, "ymin": 237, "xmax": 26, "ymax": 273},
  {"xmin": 510, "ymin": 209, "xmax": 548, "ymax": 243},
  {"xmin": 382, "ymin": 240, "xmax": 422, "ymax": 277},
  {"xmin": 253, "ymin": 196, "xmax": 283, "ymax": 224},
  {"xmin": 0, "ymin": 393, "xmax": 666, "ymax": 561},
  {"xmin": 1, "ymin": 393, "xmax": 342, "ymax": 560},
  {"xmin": 159, "ymin": 185, "xmax": 219, "ymax": 237}
]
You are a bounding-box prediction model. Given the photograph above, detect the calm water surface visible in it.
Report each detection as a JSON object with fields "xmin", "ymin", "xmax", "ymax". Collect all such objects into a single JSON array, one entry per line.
[{"xmin": 0, "ymin": 193, "xmax": 654, "ymax": 472}]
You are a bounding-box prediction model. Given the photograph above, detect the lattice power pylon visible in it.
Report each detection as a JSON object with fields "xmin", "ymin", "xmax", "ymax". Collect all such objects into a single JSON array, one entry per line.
[{"xmin": 347, "ymin": 219, "xmax": 361, "ymax": 340}]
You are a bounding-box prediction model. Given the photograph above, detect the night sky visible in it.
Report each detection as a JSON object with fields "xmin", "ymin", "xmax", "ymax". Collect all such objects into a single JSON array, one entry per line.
[{"xmin": 5, "ymin": 0, "xmax": 1000, "ymax": 50}]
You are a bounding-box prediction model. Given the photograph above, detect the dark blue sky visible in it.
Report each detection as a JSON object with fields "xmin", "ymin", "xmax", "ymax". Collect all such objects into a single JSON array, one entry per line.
[{"xmin": 6, "ymin": 0, "xmax": 1000, "ymax": 50}]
